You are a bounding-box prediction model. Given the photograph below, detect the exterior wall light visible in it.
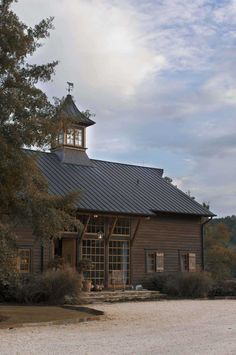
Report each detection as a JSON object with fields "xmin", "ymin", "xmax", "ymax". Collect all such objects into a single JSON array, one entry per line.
[{"xmin": 97, "ymin": 231, "xmax": 104, "ymax": 240}]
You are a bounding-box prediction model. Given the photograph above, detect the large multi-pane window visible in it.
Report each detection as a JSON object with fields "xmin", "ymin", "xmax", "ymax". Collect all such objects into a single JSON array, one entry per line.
[
  {"xmin": 109, "ymin": 241, "xmax": 130, "ymax": 285},
  {"xmin": 113, "ymin": 218, "xmax": 130, "ymax": 236},
  {"xmin": 87, "ymin": 217, "xmax": 105, "ymax": 234},
  {"xmin": 82, "ymin": 239, "xmax": 105, "ymax": 285}
]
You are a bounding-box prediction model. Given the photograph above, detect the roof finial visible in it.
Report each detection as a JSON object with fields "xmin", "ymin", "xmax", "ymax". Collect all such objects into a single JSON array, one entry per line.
[{"xmin": 67, "ymin": 82, "xmax": 74, "ymax": 94}]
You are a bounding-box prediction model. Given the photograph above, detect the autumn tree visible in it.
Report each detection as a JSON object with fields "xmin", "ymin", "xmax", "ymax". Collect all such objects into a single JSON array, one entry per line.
[
  {"xmin": 205, "ymin": 223, "xmax": 236, "ymax": 280},
  {"xmin": 0, "ymin": 0, "xmax": 81, "ymax": 277}
]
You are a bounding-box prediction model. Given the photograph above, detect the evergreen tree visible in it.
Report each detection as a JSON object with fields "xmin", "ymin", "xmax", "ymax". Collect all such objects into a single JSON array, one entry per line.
[{"xmin": 0, "ymin": 0, "xmax": 82, "ymax": 276}]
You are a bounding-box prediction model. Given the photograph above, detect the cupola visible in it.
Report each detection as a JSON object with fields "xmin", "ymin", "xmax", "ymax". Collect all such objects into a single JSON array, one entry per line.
[{"xmin": 51, "ymin": 85, "xmax": 95, "ymax": 166}]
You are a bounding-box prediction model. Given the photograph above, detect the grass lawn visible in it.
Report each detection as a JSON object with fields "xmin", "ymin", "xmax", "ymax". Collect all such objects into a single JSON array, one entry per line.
[{"xmin": 0, "ymin": 305, "xmax": 99, "ymax": 329}]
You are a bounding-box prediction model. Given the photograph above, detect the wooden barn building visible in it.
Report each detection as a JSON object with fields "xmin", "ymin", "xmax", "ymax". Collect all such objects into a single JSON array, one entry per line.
[{"xmin": 16, "ymin": 94, "xmax": 214, "ymax": 288}]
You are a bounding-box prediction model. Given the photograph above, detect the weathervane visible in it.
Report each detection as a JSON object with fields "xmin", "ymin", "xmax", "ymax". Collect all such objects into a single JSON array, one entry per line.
[{"xmin": 67, "ymin": 82, "xmax": 74, "ymax": 94}]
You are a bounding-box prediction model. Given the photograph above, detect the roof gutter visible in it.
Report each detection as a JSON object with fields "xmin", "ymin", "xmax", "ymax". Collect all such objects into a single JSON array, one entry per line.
[{"xmin": 201, "ymin": 216, "xmax": 213, "ymax": 270}]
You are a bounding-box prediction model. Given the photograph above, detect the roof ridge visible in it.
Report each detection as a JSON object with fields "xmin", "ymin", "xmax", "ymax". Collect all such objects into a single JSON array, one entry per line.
[
  {"xmin": 91, "ymin": 158, "xmax": 163, "ymax": 171},
  {"xmin": 24, "ymin": 150, "xmax": 163, "ymax": 171}
]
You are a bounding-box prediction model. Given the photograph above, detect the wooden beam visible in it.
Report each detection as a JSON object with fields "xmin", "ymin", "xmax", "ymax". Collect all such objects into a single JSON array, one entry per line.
[
  {"xmin": 131, "ymin": 217, "xmax": 142, "ymax": 246},
  {"xmin": 80, "ymin": 215, "xmax": 90, "ymax": 240},
  {"xmin": 106, "ymin": 216, "xmax": 118, "ymax": 242}
]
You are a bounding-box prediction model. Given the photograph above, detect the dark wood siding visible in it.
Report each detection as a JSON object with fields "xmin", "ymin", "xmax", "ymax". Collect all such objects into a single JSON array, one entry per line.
[
  {"xmin": 15, "ymin": 226, "xmax": 51, "ymax": 273},
  {"xmin": 131, "ymin": 215, "xmax": 202, "ymax": 288}
]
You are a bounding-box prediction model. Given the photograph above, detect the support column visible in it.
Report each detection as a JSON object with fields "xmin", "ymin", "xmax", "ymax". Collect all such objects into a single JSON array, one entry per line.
[{"xmin": 104, "ymin": 219, "xmax": 110, "ymax": 289}]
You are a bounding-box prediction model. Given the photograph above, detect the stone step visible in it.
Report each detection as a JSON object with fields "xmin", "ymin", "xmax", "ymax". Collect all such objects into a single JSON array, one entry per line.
[{"xmin": 80, "ymin": 290, "xmax": 165, "ymax": 304}]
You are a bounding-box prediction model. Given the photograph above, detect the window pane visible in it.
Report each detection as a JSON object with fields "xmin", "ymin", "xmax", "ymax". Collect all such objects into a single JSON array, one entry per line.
[
  {"xmin": 180, "ymin": 253, "xmax": 189, "ymax": 272},
  {"xmin": 109, "ymin": 241, "xmax": 130, "ymax": 285},
  {"xmin": 66, "ymin": 129, "xmax": 74, "ymax": 145},
  {"xmin": 82, "ymin": 239, "xmax": 105, "ymax": 285},
  {"xmin": 74, "ymin": 129, "xmax": 83, "ymax": 147},
  {"xmin": 147, "ymin": 252, "xmax": 155, "ymax": 273},
  {"xmin": 18, "ymin": 249, "xmax": 31, "ymax": 273},
  {"xmin": 113, "ymin": 218, "xmax": 130, "ymax": 235},
  {"xmin": 58, "ymin": 132, "xmax": 64, "ymax": 144}
]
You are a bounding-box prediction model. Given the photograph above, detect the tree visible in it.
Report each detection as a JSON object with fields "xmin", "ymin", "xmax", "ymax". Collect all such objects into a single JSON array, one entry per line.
[
  {"xmin": 163, "ymin": 176, "xmax": 173, "ymax": 184},
  {"xmin": 205, "ymin": 223, "xmax": 236, "ymax": 280},
  {"xmin": 0, "ymin": 0, "xmax": 82, "ymax": 276}
]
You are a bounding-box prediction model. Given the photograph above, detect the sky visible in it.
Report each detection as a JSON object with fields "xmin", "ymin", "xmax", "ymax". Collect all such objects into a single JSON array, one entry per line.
[{"xmin": 14, "ymin": 0, "xmax": 236, "ymax": 217}]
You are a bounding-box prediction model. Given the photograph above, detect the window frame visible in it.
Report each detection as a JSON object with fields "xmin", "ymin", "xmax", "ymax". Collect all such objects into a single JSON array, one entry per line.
[
  {"xmin": 65, "ymin": 127, "xmax": 84, "ymax": 147},
  {"xmin": 113, "ymin": 218, "xmax": 130, "ymax": 236},
  {"xmin": 17, "ymin": 248, "xmax": 31, "ymax": 274},
  {"xmin": 145, "ymin": 250, "xmax": 164, "ymax": 273},
  {"xmin": 179, "ymin": 251, "xmax": 196, "ymax": 272}
]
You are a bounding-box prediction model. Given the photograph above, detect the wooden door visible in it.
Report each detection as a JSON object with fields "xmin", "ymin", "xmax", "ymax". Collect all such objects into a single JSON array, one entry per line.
[{"xmin": 62, "ymin": 238, "xmax": 77, "ymax": 267}]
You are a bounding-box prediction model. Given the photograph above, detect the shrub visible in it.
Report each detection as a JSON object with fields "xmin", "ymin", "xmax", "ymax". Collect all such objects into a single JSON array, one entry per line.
[
  {"xmin": 152, "ymin": 272, "xmax": 213, "ymax": 298},
  {"xmin": 47, "ymin": 256, "xmax": 65, "ymax": 270},
  {"xmin": 0, "ymin": 272, "xmax": 20, "ymax": 302},
  {"xmin": 16, "ymin": 267, "xmax": 81, "ymax": 304},
  {"xmin": 208, "ymin": 279, "xmax": 236, "ymax": 297}
]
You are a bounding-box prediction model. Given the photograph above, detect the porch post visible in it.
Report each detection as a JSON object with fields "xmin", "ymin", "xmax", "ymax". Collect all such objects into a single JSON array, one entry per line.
[{"xmin": 104, "ymin": 219, "xmax": 110, "ymax": 289}]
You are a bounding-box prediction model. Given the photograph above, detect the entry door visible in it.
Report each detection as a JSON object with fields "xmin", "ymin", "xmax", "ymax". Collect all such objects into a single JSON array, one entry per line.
[{"xmin": 62, "ymin": 238, "xmax": 77, "ymax": 267}]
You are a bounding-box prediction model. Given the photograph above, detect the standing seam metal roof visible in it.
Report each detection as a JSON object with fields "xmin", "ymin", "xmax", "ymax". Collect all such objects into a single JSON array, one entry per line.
[{"xmin": 27, "ymin": 150, "xmax": 214, "ymax": 217}]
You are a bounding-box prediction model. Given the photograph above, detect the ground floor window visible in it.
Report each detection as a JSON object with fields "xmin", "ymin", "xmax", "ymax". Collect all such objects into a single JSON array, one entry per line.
[
  {"xmin": 109, "ymin": 241, "xmax": 130, "ymax": 285},
  {"xmin": 180, "ymin": 252, "xmax": 196, "ymax": 272},
  {"xmin": 146, "ymin": 251, "xmax": 164, "ymax": 273},
  {"xmin": 17, "ymin": 248, "xmax": 31, "ymax": 273},
  {"xmin": 82, "ymin": 239, "xmax": 105, "ymax": 285}
]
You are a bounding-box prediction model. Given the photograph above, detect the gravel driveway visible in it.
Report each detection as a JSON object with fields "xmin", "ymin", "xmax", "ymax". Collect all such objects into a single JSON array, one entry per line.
[{"xmin": 0, "ymin": 300, "xmax": 236, "ymax": 355}]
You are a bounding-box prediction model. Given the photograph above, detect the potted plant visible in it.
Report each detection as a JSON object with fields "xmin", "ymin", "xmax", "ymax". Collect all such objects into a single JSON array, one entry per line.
[{"xmin": 77, "ymin": 258, "xmax": 94, "ymax": 292}]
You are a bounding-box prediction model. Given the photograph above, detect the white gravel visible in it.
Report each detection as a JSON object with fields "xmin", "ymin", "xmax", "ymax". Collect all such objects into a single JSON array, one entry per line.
[{"xmin": 0, "ymin": 300, "xmax": 236, "ymax": 355}]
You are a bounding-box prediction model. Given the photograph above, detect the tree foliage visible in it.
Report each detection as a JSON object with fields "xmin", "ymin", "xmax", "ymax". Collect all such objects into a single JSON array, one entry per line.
[
  {"xmin": 205, "ymin": 223, "xmax": 236, "ymax": 280},
  {"xmin": 0, "ymin": 0, "xmax": 82, "ymax": 276},
  {"xmin": 210, "ymin": 215, "xmax": 236, "ymax": 244}
]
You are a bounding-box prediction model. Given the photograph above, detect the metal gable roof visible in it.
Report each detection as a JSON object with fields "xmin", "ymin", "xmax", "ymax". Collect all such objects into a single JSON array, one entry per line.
[{"xmin": 27, "ymin": 150, "xmax": 214, "ymax": 217}]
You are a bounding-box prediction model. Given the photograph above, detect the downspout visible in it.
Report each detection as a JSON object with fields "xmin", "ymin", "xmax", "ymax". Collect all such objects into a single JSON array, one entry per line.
[{"xmin": 201, "ymin": 216, "xmax": 213, "ymax": 270}]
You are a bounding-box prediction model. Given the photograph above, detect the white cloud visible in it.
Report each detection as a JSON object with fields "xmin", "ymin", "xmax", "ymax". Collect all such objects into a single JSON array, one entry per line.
[
  {"xmin": 14, "ymin": 0, "xmax": 167, "ymax": 102},
  {"xmin": 13, "ymin": 0, "xmax": 236, "ymax": 216}
]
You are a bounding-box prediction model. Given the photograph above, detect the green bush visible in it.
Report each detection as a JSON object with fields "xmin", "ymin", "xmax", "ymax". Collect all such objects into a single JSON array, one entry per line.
[
  {"xmin": 20, "ymin": 267, "xmax": 81, "ymax": 304},
  {"xmin": 208, "ymin": 279, "xmax": 236, "ymax": 297},
  {"xmin": 0, "ymin": 273, "xmax": 20, "ymax": 302},
  {"xmin": 152, "ymin": 272, "xmax": 213, "ymax": 298},
  {"xmin": 0, "ymin": 267, "xmax": 81, "ymax": 304}
]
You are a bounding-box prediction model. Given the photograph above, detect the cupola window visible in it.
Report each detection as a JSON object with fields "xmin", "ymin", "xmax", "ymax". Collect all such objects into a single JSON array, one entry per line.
[
  {"xmin": 63, "ymin": 128, "xmax": 84, "ymax": 147},
  {"xmin": 58, "ymin": 132, "xmax": 64, "ymax": 145},
  {"xmin": 66, "ymin": 129, "xmax": 74, "ymax": 145},
  {"xmin": 74, "ymin": 128, "xmax": 83, "ymax": 146}
]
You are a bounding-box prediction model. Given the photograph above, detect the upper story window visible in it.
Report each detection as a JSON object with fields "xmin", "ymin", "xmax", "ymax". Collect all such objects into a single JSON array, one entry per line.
[
  {"xmin": 87, "ymin": 216, "xmax": 105, "ymax": 234},
  {"xmin": 65, "ymin": 128, "xmax": 84, "ymax": 147},
  {"xmin": 113, "ymin": 218, "xmax": 130, "ymax": 236}
]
